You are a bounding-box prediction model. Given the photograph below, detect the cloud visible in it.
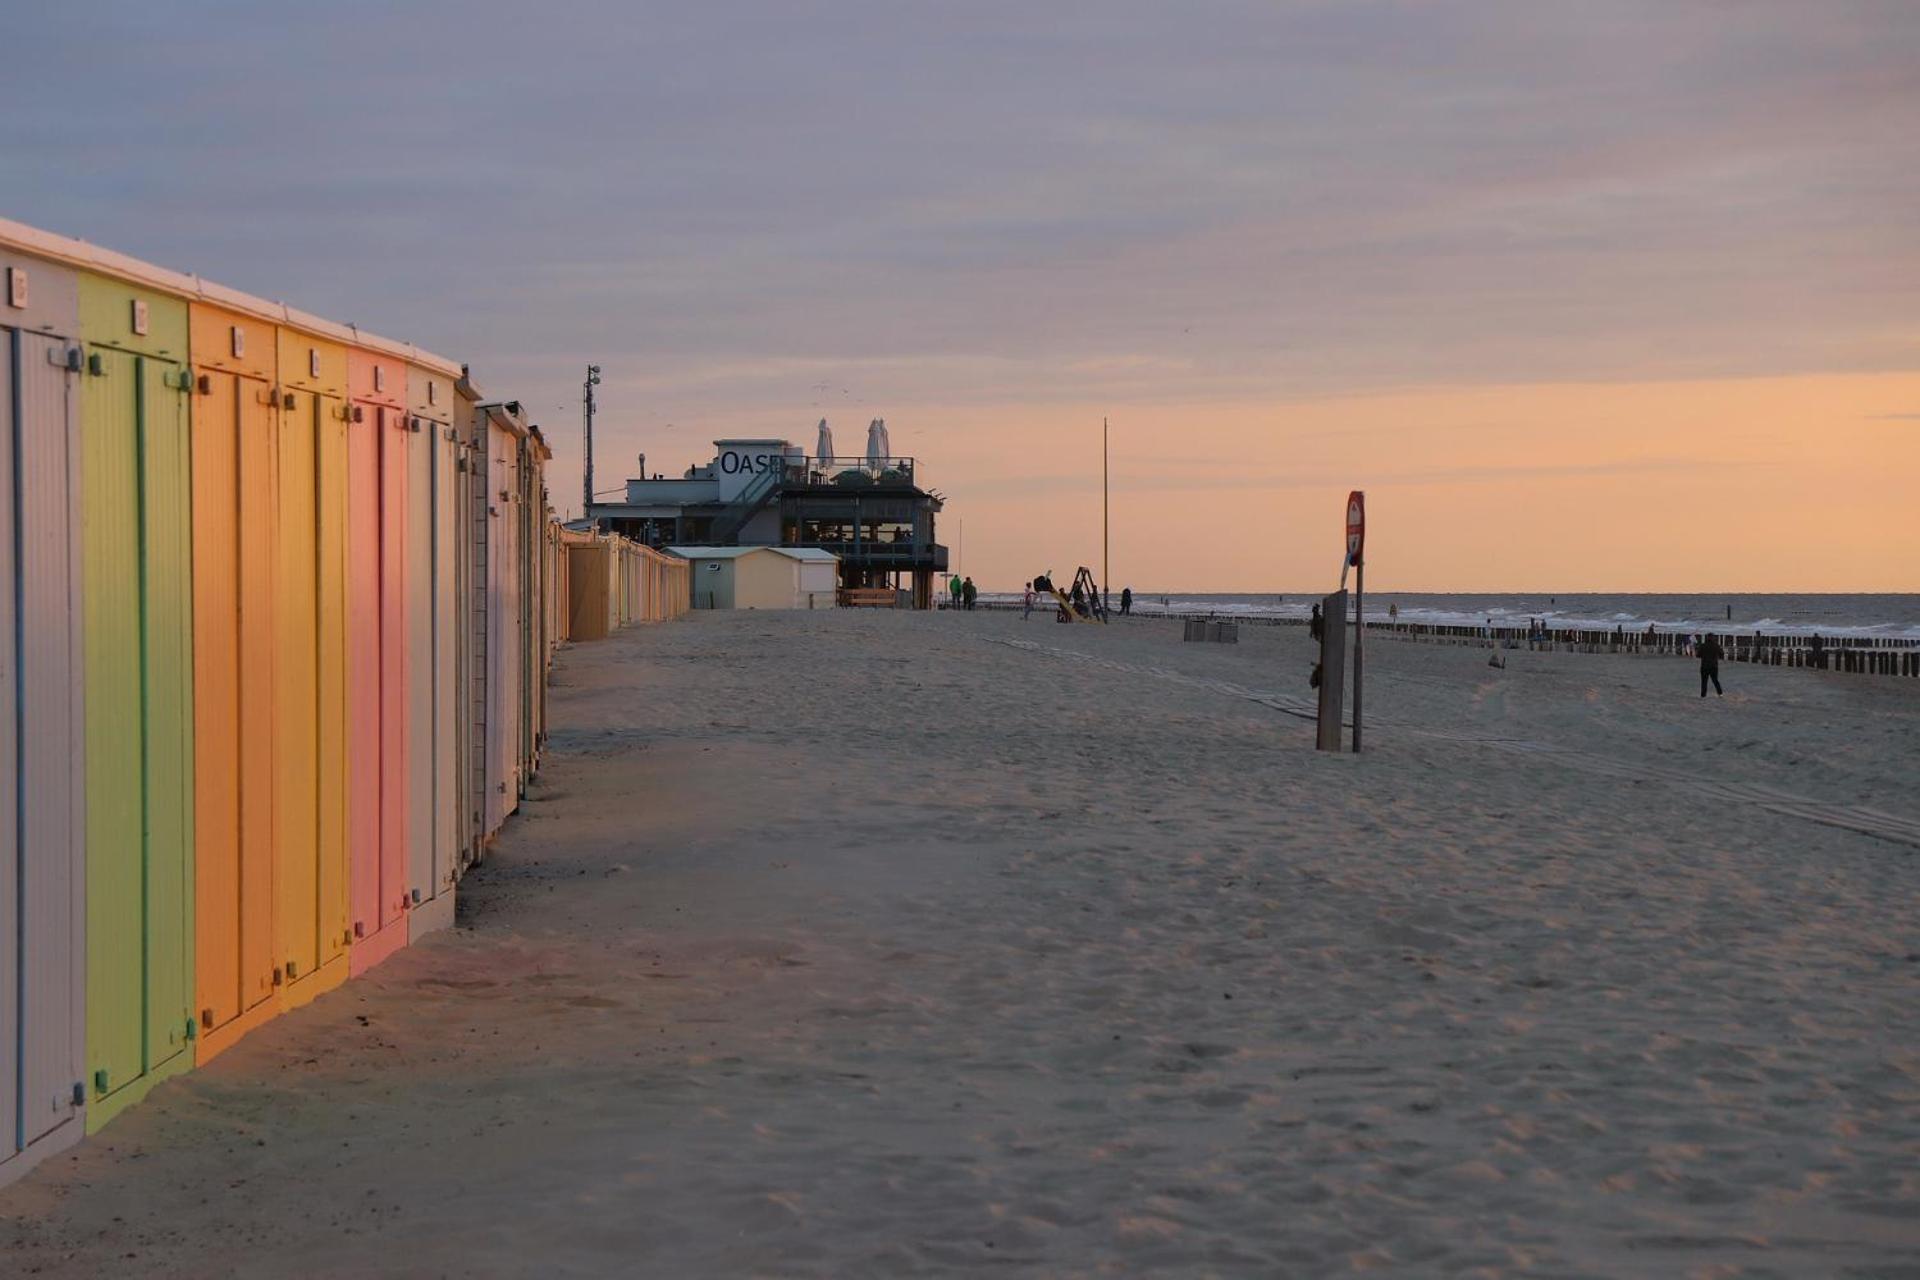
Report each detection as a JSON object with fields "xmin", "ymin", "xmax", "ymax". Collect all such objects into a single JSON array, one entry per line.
[{"xmin": 1, "ymin": 0, "xmax": 1913, "ymax": 518}]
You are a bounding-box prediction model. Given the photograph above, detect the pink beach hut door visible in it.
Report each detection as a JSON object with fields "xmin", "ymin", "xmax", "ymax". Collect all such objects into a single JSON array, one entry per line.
[
  {"xmin": 376, "ymin": 409, "xmax": 409, "ymax": 951},
  {"xmin": 346, "ymin": 407, "xmax": 382, "ymax": 957}
]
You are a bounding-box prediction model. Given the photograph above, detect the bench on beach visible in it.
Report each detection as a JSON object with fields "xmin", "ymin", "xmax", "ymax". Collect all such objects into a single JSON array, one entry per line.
[{"xmin": 838, "ymin": 587, "xmax": 901, "ymax": 608}]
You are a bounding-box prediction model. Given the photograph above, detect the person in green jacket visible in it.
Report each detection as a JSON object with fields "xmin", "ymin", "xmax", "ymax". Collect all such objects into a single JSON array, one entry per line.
[{"xmin": 949, "ymin": 575, "xmax": 963, "ymax": 610}]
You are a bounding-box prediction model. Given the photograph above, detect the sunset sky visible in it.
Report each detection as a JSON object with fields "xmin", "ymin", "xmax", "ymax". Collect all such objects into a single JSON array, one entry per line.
[{"xmin": 3, "ymin": 2, "xmax": 1914, "ymax": 589}]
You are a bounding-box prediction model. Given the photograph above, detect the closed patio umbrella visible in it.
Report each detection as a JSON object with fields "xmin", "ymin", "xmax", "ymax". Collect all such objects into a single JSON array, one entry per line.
[{"xmin": 815, "ymin": 417, "xmax": 833, "ymax": 463}]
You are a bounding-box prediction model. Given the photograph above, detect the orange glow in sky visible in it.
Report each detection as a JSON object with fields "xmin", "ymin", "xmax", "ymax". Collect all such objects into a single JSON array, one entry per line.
[
  {"xmin": 8, "ymin": 4, "xmax": 1913, "ymax": 595},
  {"xmin": 929, "ymin": 374, "xmax": 1920, "ymax": 592}
]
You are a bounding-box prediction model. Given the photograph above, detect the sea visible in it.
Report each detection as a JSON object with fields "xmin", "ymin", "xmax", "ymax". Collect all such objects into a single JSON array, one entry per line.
[{"xmin": 979, "ymin": 592, "xmax": 1920, "ymax": 641}]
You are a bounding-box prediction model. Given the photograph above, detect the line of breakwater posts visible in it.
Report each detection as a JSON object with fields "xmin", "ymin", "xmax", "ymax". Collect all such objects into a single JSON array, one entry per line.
[{"xmin": 971, "ymin": 601, "xmax": 1920, "ymax": 678}]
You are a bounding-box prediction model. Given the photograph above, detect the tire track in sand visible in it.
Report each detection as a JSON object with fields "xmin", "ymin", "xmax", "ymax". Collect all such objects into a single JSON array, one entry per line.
[{"xmin": 989, "ymin": 637, "xmax": 1920, "ymax": 851}]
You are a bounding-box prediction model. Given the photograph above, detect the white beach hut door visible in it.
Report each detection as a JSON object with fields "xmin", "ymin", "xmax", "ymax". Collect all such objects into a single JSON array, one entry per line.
[{"xmin": 3, "ymin": 328, "xmax": 85, "ymax": 1153}]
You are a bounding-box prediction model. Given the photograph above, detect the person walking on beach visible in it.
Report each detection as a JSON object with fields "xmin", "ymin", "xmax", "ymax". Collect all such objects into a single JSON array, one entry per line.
[
  {"xmin": 949, "ymin": 575, "xmax": 962, "ymax": 611},
  {"xmin": 1022, "ymin": 585, "xmax": 1034, "ymax": 620},
  {"xmin": 962, "ymin": 577, "xmax": 977, "ymax": 610},
  {"xmin": 1698, "ymin": 635, "xmax": 1724, "ymax": 697},
  {"xmin": 1309, "ymin": 602, "xmax": 1324, "ymax": 643},
  {"xmin": 1120, "ymin": 586, "xmax": 1132, "ymax": 616}
]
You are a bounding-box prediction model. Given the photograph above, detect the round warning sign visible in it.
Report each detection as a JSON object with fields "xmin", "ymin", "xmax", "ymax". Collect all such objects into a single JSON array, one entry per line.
[{"xmin": 1346, "ymin": 490, "xmax": 1365, "ymax": 563}]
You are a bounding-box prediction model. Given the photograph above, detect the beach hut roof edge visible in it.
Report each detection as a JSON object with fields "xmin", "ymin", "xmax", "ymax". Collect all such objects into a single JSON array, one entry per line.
[{"xmin": 0, "ymin": 214, "xmax": 462, "ymax": 378}]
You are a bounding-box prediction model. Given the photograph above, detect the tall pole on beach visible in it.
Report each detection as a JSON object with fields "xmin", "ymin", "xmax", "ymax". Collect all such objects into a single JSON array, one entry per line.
[
  {"xmin": 1345, "ymin": 490, "xmax": 1366, "ymax": 753},
  {"xmin": 583, "ymin": 364, "xmax": 601, "ymax": 523},
  {"xmin": 1102, "ymin": 417, "xmax": 1110, "ymax": 601}
]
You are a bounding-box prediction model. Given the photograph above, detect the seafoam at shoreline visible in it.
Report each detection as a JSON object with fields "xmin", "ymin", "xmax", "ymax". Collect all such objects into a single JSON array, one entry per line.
[{"xmin": 977, "ymin": 591, "xmax": 1920, "ymax": 640}]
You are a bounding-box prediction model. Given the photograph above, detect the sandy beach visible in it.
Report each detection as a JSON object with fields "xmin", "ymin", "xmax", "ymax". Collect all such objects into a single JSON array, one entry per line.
[{"xmin": 3, "ymin": 608, "xmax": 1916, "ymax": 1277}]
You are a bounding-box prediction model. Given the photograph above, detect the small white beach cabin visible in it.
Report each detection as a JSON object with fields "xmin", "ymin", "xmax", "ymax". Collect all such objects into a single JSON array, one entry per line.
[{"xmin": 668, "ymin": 545, "xmax": 839, "ymax": 610}]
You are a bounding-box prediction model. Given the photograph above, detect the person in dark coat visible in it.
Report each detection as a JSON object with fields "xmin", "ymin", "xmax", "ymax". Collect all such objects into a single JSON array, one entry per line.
[
  {"xmin": 961, "ymin": 577, "xmax": 977, "ymax": 610},
  {"xmin": 1120, "ymin": 587, "xmax": 1132, "ymax": 616},
  {"xmin": 1698, "ymin": 635, "xmax": 1724, "ymax": 697},
  {"xmin": 1309, "ymin": 603, "xmax": 1324, "ymax": 643}
]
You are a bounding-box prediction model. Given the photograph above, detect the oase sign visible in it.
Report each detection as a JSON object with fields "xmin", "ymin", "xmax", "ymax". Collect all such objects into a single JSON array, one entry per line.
[{"xmin": 712, "ymin": 439, "xmax": 793, "ymax": 502}]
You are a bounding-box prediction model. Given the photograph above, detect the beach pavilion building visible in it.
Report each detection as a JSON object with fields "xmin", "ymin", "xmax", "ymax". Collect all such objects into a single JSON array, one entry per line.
[{"xmin": 585, "ymin": 433, "xmax": 948, "ymax": 608}]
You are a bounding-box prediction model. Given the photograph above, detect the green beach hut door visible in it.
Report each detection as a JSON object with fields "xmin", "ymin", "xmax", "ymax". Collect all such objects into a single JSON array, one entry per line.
[{"xmin": 80, "ymin": 277, "xmax": 196, "ymax": 1127}]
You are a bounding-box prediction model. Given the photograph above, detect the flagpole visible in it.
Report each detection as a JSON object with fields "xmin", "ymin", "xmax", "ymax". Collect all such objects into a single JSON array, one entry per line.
[{"xmin": 1102, "ymin": 416, "xmax": 1110, "ymax": 604}]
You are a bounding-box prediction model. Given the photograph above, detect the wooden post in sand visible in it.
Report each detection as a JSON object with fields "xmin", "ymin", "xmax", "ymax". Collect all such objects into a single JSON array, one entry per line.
[
  {"xmin": 1352, "ymin": 553, "xmax": 1364, "ymax": 753},
  {"xmin": 1317, "ymin": 589, "xmax": 1347, "ymax": 751}
]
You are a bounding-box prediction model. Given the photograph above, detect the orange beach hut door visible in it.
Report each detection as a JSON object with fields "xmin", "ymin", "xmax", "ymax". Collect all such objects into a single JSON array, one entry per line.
[{"xmin": 187, "ymin": 304, "xmax": 280, "ymax": 1058}]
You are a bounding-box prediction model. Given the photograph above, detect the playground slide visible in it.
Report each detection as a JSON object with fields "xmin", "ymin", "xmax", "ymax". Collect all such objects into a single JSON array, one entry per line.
[{"xmin": 1049, "ymin": 587, "xmax": 1102, "ymax": 623}]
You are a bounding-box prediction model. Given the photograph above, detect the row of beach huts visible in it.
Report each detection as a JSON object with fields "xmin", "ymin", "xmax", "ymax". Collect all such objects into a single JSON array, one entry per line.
[{"xmin": 0, "ymin": 215, "xmax": 687, "ymax": 1189}]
